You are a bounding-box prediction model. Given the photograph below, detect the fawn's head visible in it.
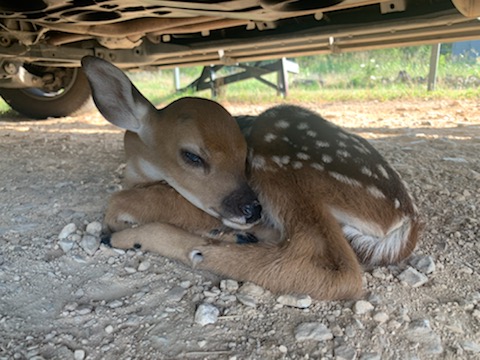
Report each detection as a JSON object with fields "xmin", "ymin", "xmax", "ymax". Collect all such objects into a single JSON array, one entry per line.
[{"xmin": 82, "ymin": 56, "xmax": 261, "ymax": 229}]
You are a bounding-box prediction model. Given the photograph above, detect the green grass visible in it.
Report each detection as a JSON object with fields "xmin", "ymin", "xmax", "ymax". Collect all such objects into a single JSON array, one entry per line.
[
  {"xmin": 1, "ymin": 44, "xmax": 478, "ymax": 115},
  {"xmin": 130, "ymin": 45, "xmax": 479, "ymax": 106}
]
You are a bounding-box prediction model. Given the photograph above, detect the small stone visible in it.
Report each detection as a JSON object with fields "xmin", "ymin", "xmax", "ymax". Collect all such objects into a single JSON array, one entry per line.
[
  {"xmin": 409, "ymin": 255, "xmax": 436, "ymax": 274},
  {"xmin": 124, "ymin": 266, "xmax": 137, "ymax": 274},
  {"xmin": 138, "ymin": 261, "xmax": 151, "ymax": 272},
  {"xmin": 236, "ymin": 293, "xmax": 257, "ymax": 307},
  {"xmin": 180, "ymin": 280, "xmax": 191, "ymax": 289},
  {"xmin": 198, "ymin": 340, "xmax": 207, "ymax": 348},
  {"xmin": 442, "ymin": 157, "xmax": 467, "ymax": 163},
  {"xmin": 220, "ymin": 279, "xmax": 239, "ymax": 292},
  {"xmin": 462, "ymin": 341, "xmax": 480, "ymax": 353},
  {"xmin": 85, "ymin": 221, "xmax": 102, "ymax": 237},
  {"xmin": 72, "ymin": 255, "xmax": 87, "ymax": 264},
  {"xmin": 359, "ymin": 352, "xmax": 381, "ymax": 360},
  {"xmin": 334, "ymin": 344, "xmax": 357, "ymax": 360},
  {"xmin": 353, "ymin": 300, "xmax": 374, "ymax": 315},
  {"xmin": 59, "ymin": 223, "xmax": 77, "ymax": 239},
  {"xmin": 166, "ymin": 286, "xmax": 187, "ymax": 302},
  {"xmin": 294, "ymin": 322, "xmax": 333, "ymax": 342},
  {"xmin": 58, "ymin": 238, "xmax": 76, "ymax": 253},
  {"xmin": 397, "ymin": 267, "xmax": 428, "ymax": 287},
  {"xmin": 238, "ymin": 282, "xmax": 264, "ymax": 297},
  {"xmin": 74, "ymin": 349, "xmax": 85, "ymax": 360},
  {"xmin": 108, "ymin": 300, "xmax": 123, "ymax": 309},
  {"xmin": 105, "ymin": 325, "xmax": 114, "ymax": 334},
  {"xmin": 409, "ymin": 319, "xmax": 432, "ymax": 336},
  {"xmin": 76, "ymin": 305, "xmax": 92, "ymax": 315},
  {"xmin": 79, "ymin": 234, "xmax": 100, "ymax": 256},
  {"xmin": 277, "ymin": 294, "xmax": 312, "ymax": 309},
  {"xmin": 373, "ymin": 312, "xmax": 389, "ymax": 323},
  {"xmin": 194, "ymin": 303, "xmax": 220, "ymax": 326},
  {"xmin": 279, "ymin": 345, "xmax": 288, "ymax": 353}
]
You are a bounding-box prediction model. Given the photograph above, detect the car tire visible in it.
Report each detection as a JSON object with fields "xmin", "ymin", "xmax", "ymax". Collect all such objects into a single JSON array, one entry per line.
[{"xmin": 0, "ymin": 67, "xmax": 93, "ymax": 119}]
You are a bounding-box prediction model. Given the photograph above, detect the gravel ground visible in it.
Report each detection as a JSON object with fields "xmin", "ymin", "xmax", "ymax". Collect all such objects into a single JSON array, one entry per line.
[{"xmin": 0, "ymin": 98, "xmax": 479, "ymax": 360}]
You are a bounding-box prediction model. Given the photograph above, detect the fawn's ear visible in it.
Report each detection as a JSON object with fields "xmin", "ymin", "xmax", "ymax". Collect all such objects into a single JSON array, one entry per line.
[{"xmin": 81, "ymin": 56, "xmax": 157, "ymax": 133}]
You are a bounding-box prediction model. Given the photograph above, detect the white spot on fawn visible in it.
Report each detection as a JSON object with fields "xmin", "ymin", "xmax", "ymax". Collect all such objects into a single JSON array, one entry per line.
[
  {"xmin": 311, "ymin": 163, "xmax": 324, "ymax": 171},
  {"xmin": 264, "ymin": 133, "xmax": 277, "ymax": 143},
  {"xmin": 361, "ymin": 166, "xmax": 373, "ymax": 177},
  {"xmin": 315, "ymin": 140, "xmax": 330, "ymax": 148},
  {"xmin": 338, "ymin": 141, "xmax": 347, "ymax": 148},
  {"xmin": 367, "ymin": 185, "xmax": 386, "ymax": 199},
  {"xmin": 292, "ymin": 161, "xmax": 303, "ymax": 169},
  {"xmin": 336, "ymin": 149, "xmax": 351, "ymax": 158},
  {"xmin": 322, "ymin": 154, "xmax": 333, "ymax": 163},
  {"xmin": 329, "ymin": 171, "xmax": 362, "ymax": 187},
  {"xmin": 353, "ymin": 145, "xmax": 370, "ymax": 155},
  {"xmin": 272, "ymin": 155, "xmax": 290, "ymax": 167},
  {"xmin": 338, "ymin": 132, "xmax": 350, "ymax": 140},
  {"xmin": 296, "ymin": 152, "xmax": 310, "ymax": 160},
  {"xmin": 394, "ymin": 199, "xmax": 401, "ymax": 209},
  {"xmin": 251, "ymin": 155, "xmax": 266, "ymax": 170},
  {"xmin": 377, "ymin": 164, "xmax": 390, "ymax": 179},
  {"xmin": 306, "ymin": 130, "xmax": 317, "ymax": 137},
  {"xmin": 297, "ymin": 122, "xmax": 309, "ymax": 130},
  {"xmin": 275, "ymin": 120, "xmax": 290, "ymax": 129}
]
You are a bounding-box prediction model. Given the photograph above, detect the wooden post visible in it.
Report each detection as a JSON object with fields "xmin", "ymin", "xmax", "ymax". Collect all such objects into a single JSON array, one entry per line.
[
  {"xmin": 428, "ymin": 43, "xmax": 441, "ymax": 91},
  {"xmin": 174, "ymin": 67, "xmax": 181, "ymax": 91}
]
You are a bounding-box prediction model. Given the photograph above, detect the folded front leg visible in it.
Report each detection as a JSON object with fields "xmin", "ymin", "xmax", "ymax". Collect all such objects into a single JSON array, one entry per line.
[
  {"xmin": 104, "ymin": 182, "xmax": 225, "ymax": 235},
  {"xmin": 108, "ymin": 223, "xmax": 211, "ymax": 264}
]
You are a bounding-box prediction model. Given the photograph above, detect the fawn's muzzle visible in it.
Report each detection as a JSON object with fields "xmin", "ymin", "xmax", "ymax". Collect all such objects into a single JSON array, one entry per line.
[{"xmin": 221, "ymin": 184, "xmax": 262, "ymax": 226}]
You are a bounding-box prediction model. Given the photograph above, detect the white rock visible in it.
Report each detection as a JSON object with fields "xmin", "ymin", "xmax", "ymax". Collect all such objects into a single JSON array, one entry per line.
[
  {"xmin": 442, "ymin": 157, "xmax": 467, "ymax": 163},
  {"xmin": 166, "ymin": 286, "xmax": 187, "ymax": 302},
  {"xmin": 59, "ymin": 223, "xmax": 77, "ymax": 239},
  {"xmin": 79, "ymin": 234, "xmax": 100, "ymax": 256},
  {"xmin": 194, "ymin": 303, "xmax": 220, "ymax": 326},
  {"xmin": 238, "ymin": 282, "xmax": 264, "ymax": 297},
  {"xmin": 408, "ymin": 319, "xmax": 432, "ymax": 336},
  {"xmin": 138, "ymin": 261, "xmax": 151, "ymax": 272},
  {"xmin": 220, "ymin": 279, "xmax": 239, "ymax": 292},
  {"xmin": 294, "ymin": 322, "xmax": 333, "ymax": 342},
  {"xmin": 462, "ymin": 341, "xmax": 480, "ymax": 353},
  {"xmin": 74, "ymin": 349, "xmax": 85, "ymax": 360},
  {"xmin": 334, "ymin": 345, "xmax": 357, "ymax": 360},
  {"xmin": 277, "ymin": 294, "xmax": 312, "ymax": 309},
  {"xmin": 359, "ymin": 352, "xmax": 381, "ymax": 360},
  {"xmin": 373, "ymin": 312, "xmax": 389, "ymax": 323},
  {"xmin": 409, "ymin": 255, "xmax": 436, "ymax": 274},
  {"xmin": 86, "ymin": 221, "xmax": 102, "ymax": 236},
  {"xmin": 236, "ymin": 293, "xmax": 257, "ymax": 307},
  {"xmin": 279, "ymin": 345, "xmax": 288, "ymax": 353},
  {"xmin": 58, "ymin": 238, "xmax": 76, "ymax": 253},
  {"xmin": 105, "ymin": 325, "xmax": 114, "ymax": 334},
  {"xmin": 108, "ymin": 300, "xmax": 123, "ymax": 309},
  {"xmin": 353, "ymin": 300, "xmax": 374, "ymax": 315},
  {"xmin": 124, "ymin": 266, "xmax": 137, "ymax": 274},
  {"xmin": 397, "ymin": 267, "xmax": 428, "ymax": 287}
]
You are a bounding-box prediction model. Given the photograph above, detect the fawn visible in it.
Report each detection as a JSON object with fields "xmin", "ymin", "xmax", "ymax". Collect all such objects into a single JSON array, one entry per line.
[{"xmin": 82, "ymin": 56, "xmax": 421, "ymax": 300}]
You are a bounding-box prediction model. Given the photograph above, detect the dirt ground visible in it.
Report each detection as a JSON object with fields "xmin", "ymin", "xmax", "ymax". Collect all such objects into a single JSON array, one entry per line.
[{"xmin": 0, "ymin": 98, "xmax": 479, "ymax": 360}]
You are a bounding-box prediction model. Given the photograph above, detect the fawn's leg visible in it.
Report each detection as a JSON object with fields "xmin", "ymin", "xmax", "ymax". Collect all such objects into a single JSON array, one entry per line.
[
  {"xmin": 105, "ymin": 182, "xmax": 277, "ymax": 243},
  {"xmin": 108, "ymin": 201, "xmax": 363, "ymax": 300}
]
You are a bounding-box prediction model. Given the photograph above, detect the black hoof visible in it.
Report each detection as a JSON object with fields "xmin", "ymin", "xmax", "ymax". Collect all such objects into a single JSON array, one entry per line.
[
  {"xmin": 100, "ymin": 234, "xmax": 112, "ymax": 247},
  {"xmin": 236, "ymin": 232, "xmax": 259, "ymax": 244}
]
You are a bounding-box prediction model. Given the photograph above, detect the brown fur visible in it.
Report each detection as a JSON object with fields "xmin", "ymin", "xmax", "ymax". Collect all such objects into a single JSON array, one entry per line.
[{"xmin": 82, "ymin": 56, "xmax": 421, "ymax": 300}]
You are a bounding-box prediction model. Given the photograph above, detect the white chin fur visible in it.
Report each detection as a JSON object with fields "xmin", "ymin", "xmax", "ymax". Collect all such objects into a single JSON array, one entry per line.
[{"xmin": 221, "ymin": 218, "xmax": 254, "ymax": 230}]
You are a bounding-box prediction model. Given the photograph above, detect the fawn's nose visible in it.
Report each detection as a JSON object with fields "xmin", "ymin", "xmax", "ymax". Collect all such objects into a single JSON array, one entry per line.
[
  {"xmin": 241, "ymin": 201, "xmax": 262, "ymax": 223},
  {"xmin": 222, "ymin": 183, "xmax": 262, "ymax": 225}
]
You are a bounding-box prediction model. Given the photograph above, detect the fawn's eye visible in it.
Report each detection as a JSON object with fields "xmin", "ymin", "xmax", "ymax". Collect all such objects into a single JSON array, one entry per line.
[{"xmin": 181, "ymin": 150, "xmax": 204, "ymax": 167}]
